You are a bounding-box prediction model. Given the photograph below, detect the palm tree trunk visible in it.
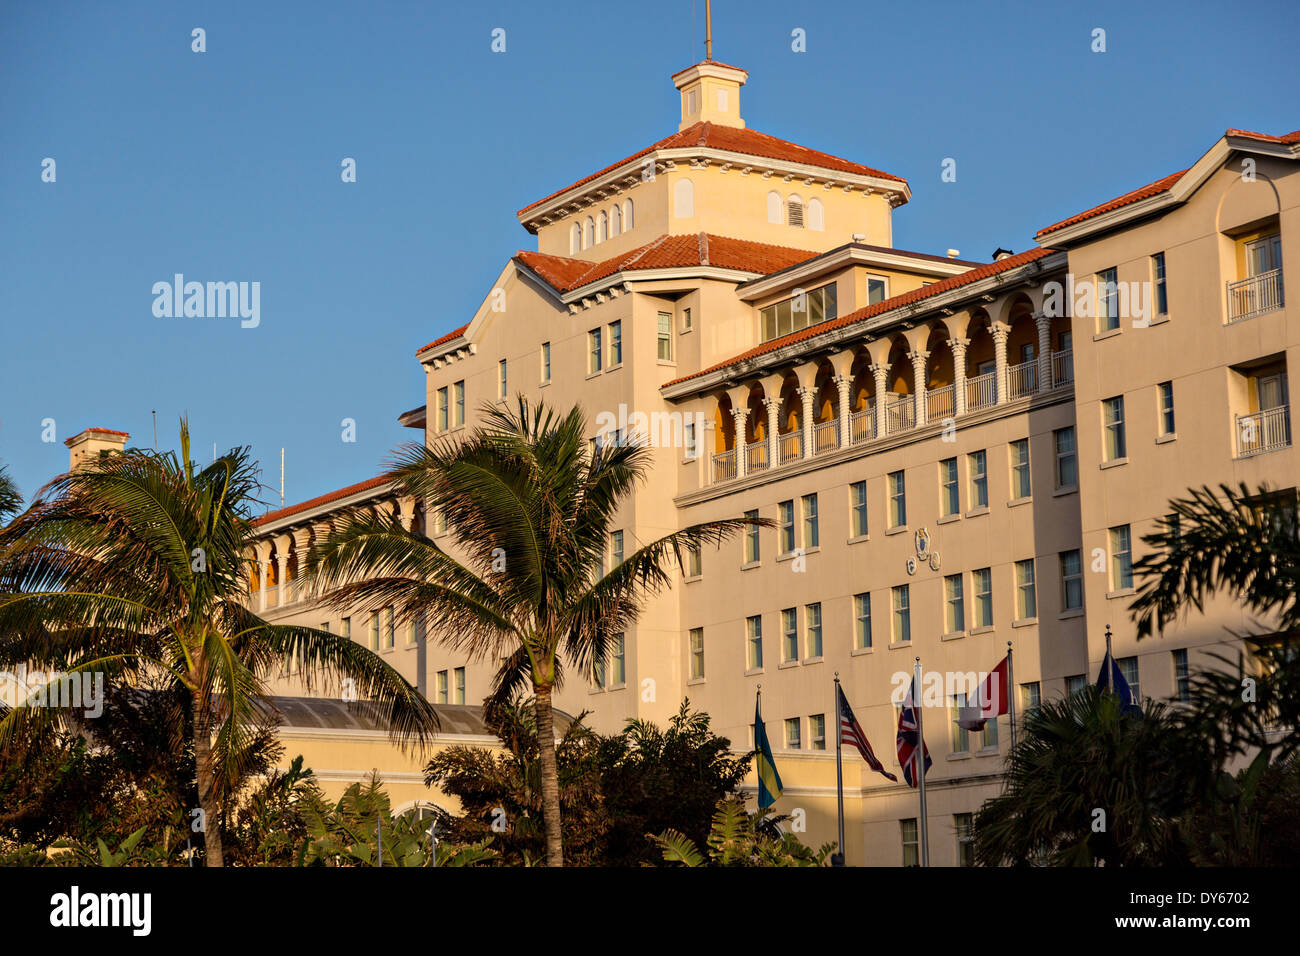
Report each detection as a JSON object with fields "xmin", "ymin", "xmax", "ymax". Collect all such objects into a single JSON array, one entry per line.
[
  {"xmin": 192, "ymin": 694, "xmax": 225, "ymax": 867},
  {"xmin": 532, "ymin": 683, "xmax": 564, "ymax": 867}
]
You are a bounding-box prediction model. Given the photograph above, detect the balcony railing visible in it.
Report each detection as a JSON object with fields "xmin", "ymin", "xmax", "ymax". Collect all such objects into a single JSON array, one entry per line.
[
  {"xmin": 885, "ymin": 395, "xmax": 914, "ymax": 433},
  {"xmin": 746, "ymin": 440, "xmax": 769, "ymax": 472},
  {"xmin": 813, "ymin": 419, "xmax": 840, "ymax": 455},
  {"xmin": 926, "ymin": 384, "xmax": 955, "ymax": 421},
  {"xmin": 712, "ymin": 449, "xmax": 737, "ymax": 482},
  {"xmin": 779, "ymin": 431, "xmax": 804, "ymax": 464},
  {"xmin": 850, "ymin": 406, "xmax": 875, "ymax": 445},
  {"xmin": 1227, "ymin": 269, "xmax": 1284, "ymax": 324},
  {"xmin": 1051, "ymin": 348, "xmax": 1074, "ymax": 387},
  {"xmin": 1236, "ymin": 405, "xmax": 1292, "ymax": 458},
  {"xmin": 966, "ymin": 371, "xmax": 996, "ymax": 412},
  {"xmin": 1006, "ymin": 359, "xmax": 1038, "ymax": 400},
  {"xmin": 264, "ymin": 585, "xmax": 279, "ymax": 609}
]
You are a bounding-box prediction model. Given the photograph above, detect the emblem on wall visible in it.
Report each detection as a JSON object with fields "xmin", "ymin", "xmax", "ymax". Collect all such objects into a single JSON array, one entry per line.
[{"xmin": 906, "ymin": 527, "xmax": 940, "ymax": 575}]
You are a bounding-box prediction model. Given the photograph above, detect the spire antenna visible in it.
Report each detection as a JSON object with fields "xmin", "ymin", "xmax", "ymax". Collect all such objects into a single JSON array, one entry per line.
[{"xmin": 705, "ymin": 0, "xmax": 713, "ymax": 60}]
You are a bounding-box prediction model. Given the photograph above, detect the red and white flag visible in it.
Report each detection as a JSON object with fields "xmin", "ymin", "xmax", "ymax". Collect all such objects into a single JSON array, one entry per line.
[{"xmin": 957, "ymin": 654, "xmax": 1009, "ymax": 731}]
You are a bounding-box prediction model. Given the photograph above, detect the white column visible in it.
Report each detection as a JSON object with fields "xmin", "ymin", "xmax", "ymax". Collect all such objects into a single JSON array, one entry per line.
[
  {"xmin": 1034, "ymin": 311, "xmax": 1052, "ymax": 391},
  {"xmin": 799, "ymin": 386, "xmax": 815, "ymax": 458},
  {"xmin": 871, "ymin": 362, "xmax": 889, "ymax": 435},
  {"xmin": 951, "ymin": 337, "xmax": 969, "ymax": 417},
  {"xmin": 834, "ymin": 374, "xmax": 852, "ymax": 447},
  {"xmin": 257, "ymin": 560, "xmax": 269, "ymax": 613},
  {"xmin": 732, "ymin": 407, "xmax": 749, "ymax": 477},
  {"xmin": 764, "ymin": 396, "xmax": 780, "ymax": 468},
  {"xmin": 909, "ymin": 349, "xmax": 930, "ymax": 428},
  {"xmin": 991, "ymin": 324, "xmax": 1010, "ymax": 405}
]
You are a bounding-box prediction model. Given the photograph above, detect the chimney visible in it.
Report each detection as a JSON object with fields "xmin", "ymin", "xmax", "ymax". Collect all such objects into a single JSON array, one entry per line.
[
  {"xmin": 992, "ymin": 247, "xmax": 1014, "ymax": 261},
  {"xmin": 65, "ymin": 427, "xmax": 130, "ymax": 472}
]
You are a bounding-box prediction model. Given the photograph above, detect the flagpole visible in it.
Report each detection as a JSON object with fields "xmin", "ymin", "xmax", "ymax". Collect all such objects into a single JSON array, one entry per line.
[
  {"xmin": 1007, "ymin": 640, "xmax": 1016, "ymax": 751},
  {"xmin": 834, "ymin": 673, "xmax": 845, "ymax": 866},
  {"xmin": 914, "ymin": 656, "xmax": 929, "ymax": 867}
]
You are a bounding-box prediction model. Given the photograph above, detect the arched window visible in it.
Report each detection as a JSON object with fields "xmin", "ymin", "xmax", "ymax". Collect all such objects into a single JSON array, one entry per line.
[
  {"xmin": 570, "ymin": 223, "xmax": 581, "ymax": 255},
  {"xmin": 610, "ymin": 204, "xmax": 621, "ymax": 237},
  {"xmin": 674, "ymin": 178, "xmax": 694, "ymax": 218},
  {"xmin": 584, "ymin": 216, "xmax": 594, "ymax": 249},
  {"xmin": 808, "ymin": 197, "xmax": 825, "ymax": 231},
  {"xmin": 596, "ymin": 211, "xmax": 607, "ymax": 243},
  {"xmin": 767, "ymin": 191, "xmax": 782, "ymax": 224},
  {"xmin": 623, "ymin": 198, "xmax": 634, "ymax": 231},
  {"xmin": 787, "ymin": 195, "xmax": 804, "ymax": 228}
]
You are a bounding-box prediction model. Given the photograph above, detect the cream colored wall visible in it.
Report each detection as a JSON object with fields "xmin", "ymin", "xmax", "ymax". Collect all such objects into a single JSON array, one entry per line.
[{"xmin": 536, "ymin": 178, "xmax": 669, "ymax": 260}]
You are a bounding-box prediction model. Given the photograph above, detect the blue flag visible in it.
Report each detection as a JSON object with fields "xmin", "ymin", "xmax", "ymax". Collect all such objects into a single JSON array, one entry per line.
[
  {"xmin": 754, "ymin": 696, "xmax": 783, "ymax": 809},
  {"xmin": 1096, "ymin": 649, "xmax": 1142, "ymax": 715}
]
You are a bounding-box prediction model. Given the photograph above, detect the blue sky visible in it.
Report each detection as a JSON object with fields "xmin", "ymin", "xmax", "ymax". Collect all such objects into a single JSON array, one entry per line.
[{"xmin": 2, "ymin": 0, "xmax": 1297, "ymax": 510}]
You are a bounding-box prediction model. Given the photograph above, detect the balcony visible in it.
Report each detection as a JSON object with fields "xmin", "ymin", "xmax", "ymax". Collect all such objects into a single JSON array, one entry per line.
[
  {"xmin": 746, "ymin": 440, "xmax": 769, "ymax": 473},
  {"xmin": 1227, "ymin": 269, "xmax": 1284, "ymax": 324},
  {"xmin": 885, "ymin": 395, "xmax": 914, "ymax": 434},
  {"xmin": 1006, "ymin": 359, "xmax": 1038, "ymax": 400},
  {"xmin": 778, "ymin": 431, "xmax": 804, "ymax": 465},
  {"xmin": 813, "ymin": 419, "xmax": 840, "ymax": 455},
  {"xmin": 712, "ymin": 449, "xmax": 737, "ymax": 482},
  {"xmin": 1052, "ymin": 348, "xmax": 1074, "ymax": 386},
  {"xmin": 1235, "ymin": 405, "xmax": 1292, "ymax": 458},
  {"xmin": 966, "ymin": 371, "xmax": 996, "ymax": 413},
  {"xmin": 926, "ymin": 384, "xmax": 955, "ymax": 421},
  {"xmin": 850, "ymin": 406, "xmax": 876, "ymax": 445}
]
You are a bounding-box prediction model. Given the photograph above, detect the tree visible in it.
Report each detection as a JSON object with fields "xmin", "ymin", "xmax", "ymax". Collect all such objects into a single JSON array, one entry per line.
[
  {"xmin": 0, "ymin": 463, "xmax": 21, "ymax": 525},
  {"xmin": 650, "ymin": 798, "xmax": 834, "ymax": 867},
  {"xmin": 0, "ymin": 421, "xmax": 438, "ymax": 866},
  {"xmin": 310, "ymin": 398, "xmax": 762, "ymax": 866}
]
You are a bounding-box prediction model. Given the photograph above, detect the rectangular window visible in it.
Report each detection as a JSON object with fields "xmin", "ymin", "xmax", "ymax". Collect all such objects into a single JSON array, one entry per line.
[
  {"xmin": 682, "ymin": 307, "xmax": 692, "ymax": 331},
  {"xmin": 689, "ymin": 628, "xmax": 705, "ymax": 679},
  {"xmin": 686, "ymin": 543, "xmax": 702, "ymax": 578},
  {"xmin": 1103, "ymin": 396, "xmax": 1127, "ymax": 460},
  {"xmin": 1152, "ymin": 252, "xmax": 1168, "ymax": 316},
  {"xmin": 805, "ymin": 602, "xmax": 823, "ymax": 659},
  {"xmin": 588, "ymin": 328, "xmax": 603, "ymax": 373},
  {"xmin": 1066, "ymin": 674, "xmax": 1086, "ymax": 697},
  {"xmin": 341, "ymin": 617, "xmax": 351, "ymax": 641},
  {"xmin": 939, "ymin": 458, "xmax": 959, "ymax": 516},
  {"xmin": 888, "ymin": 471, "xmax": 907, "ymax": 528},
  {"xmin": 785, "ymin": 717, "xmax": 801, "ymax": 750},
  {"xmin": 498, "ymin": 359, "xmax": 508, "ymax": 399},
  {"xmin": 759, "ymin": 283, "xmax": 838, "ymax": 342},
  {"xmin": 1158, "ymin": 381, "xmax": 1175, "ymax": 436},
  {"xmin": 867, "ymin": 277, "xmax": 887, "ymax": 305},
  {"xmin": 854, "ymin": 592, "xmax": 872, "ymax": 650},
  {"xmin": 951, "ymin": 694, "xmax": 970, "ymax": 754},
  {"xmin": 1173, "ymin": 649, "xmax": 1190, "ymax": 702},
  {"xmin": 454, "ymin": 381, "xmax": 465, "ymax": 426},
  {"xmin": 1054, "ymin": 426, "xmax": 1077, "ymax": 489},
  {"xmin": 747, "ymin": 615, "xmax": 763, "ymax": 670},
  {"xmin": 1010, "ymin": 439, "xmax": 1031, "ymax": 500},
  {"xmin": 1118, "ymin": 656, "xmax": 1140, "ymax": 703},
  {"xmin": 610, "ymin": 529, "xmax": 624, "ymax": 568},
  {"xmin": 1015, "ymin": 559, "xmax": 1037, "ymax": 620},
  {"xmin": 850, "ymin": 481, "xmax": 868, "ymax": 537},
  {"xmin": 810, "ymin": 714, "xmax": 826, "ymax": 751},
  {"xmin": 594, "ymin": 652, "xmax": 606, "ymax": 689},
  {"xmin": 955, "ymin": 813, "xmax": 975, "ymax": 867},
  {"xmin": 973, "ymin": 568, "xmax": 993, "ymax": 627},
  {"xmin": 781, "ymin": 607, "xmax": 798, "ymax": 663},
  {"xmin": 684, "ymin": 422, "xmax": 698, "ymax": 459},
  {"xmin": 892, "ymin": 584, "xmax": 911, "ymax": 644},
  {"xmin": 540, "ymin": 341, "xmax": 551, "ymax": 383},
  {"xmin": 1020, "ymin": 682, "xmax": 1041, "ymax": 715},
  {"xmin": 382, "ymin": 606, "xmax": 395, "ymax": 649},
  {"xmin": 454, "ymin": 667, "xmax": 466, "ymax": 705},
  {"xmin": 609, "ymin": 320, "xmax": 623, "ymax": 366},
  {"xmin": 369, "ymin": 610, "xmax": 380, "ymax": 650},
  {"xmin": 944, "ymin": 573, "xmax": 965, "ymax": 634},
  {"xmin": 436, "ymin": 670, "xmax": 448, "ymax": 704},
  {"xmin": 610, "ymin": 633, "xmax": 625, "ymax": 686},
  {"xmin": 1110, "ymin": 524, "xmax": 1133, "ymax": 590},
  {"xmin": 1099, "ymin": 267, "xmax": 1119, "ymax": 331},
  {"xmin": 779, "ymin": 500, "xmax": 795, "ymax": 554},
  {"xmin": 1060, "ymin": 549, "xmax": 1083, "ymax": 611},
  {"xmin": 437, "ymin": 387, "xmax": 449, "ymax": 431},
  {"xmin": 969, "ymin": 450, "xmax": 988, "ymax": 508},
  {"xmin": 745, "ymin": 509, "xmax": 761, "ymax": 563},
  {"xmin": 657, "ymin": 312, "xmax": 673, "ymax": 361},
  {"xmin": 901, "ymin": 819, "xmax": 919, "ymax": 867},
  {"xmin": 406, "ymin": 619, "xmax": 417, "ymax": 646},
  {"xmin": 802, "ymin": 493, "xmax": 819, "ymax": 548}
]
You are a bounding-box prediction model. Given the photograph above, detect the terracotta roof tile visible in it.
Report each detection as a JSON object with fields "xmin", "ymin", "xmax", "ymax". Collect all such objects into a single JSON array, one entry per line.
[
  {"xmin": 665, "ymin": 247, "xmax": 1059, "ymax": 388},
  {"xmin": 670, "ymin": 59, "xmax": 748, "ymax": 79},
  {"xmin": 415, "ymin": 323, "xmax": 469, "ymax": 356},
  {"xmin": 63, "ymin": 427, "xmax": 130, "ymax": 446},
  {"xmin": 252, "ymin": 474, "xmax": 392, "ymax": 528},
  {"xmin": 1226, "ymin": 128, "xmax": 1300, "ymax": 145}
]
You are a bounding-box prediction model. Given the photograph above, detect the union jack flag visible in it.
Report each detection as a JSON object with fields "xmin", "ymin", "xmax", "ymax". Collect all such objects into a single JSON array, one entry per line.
[
  {"xmin": 837, "ymin": 685, "xmax": 897, "ymax": 782},
  {"xmin": 895, "ymin": 676, "xmax": 932, "ymax": 788}
]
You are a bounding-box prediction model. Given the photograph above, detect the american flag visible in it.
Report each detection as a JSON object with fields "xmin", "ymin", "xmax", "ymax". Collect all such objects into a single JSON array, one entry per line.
[
  {"xmin": 837, "ymin": 685, "xmax": 897, "ymax": 781},
  {"xmin": 895, "ymin": 676, "xmax": 932, "ymax": 788}
]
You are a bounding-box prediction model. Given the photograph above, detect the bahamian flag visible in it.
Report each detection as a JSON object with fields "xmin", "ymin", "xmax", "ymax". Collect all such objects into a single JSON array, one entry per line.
[
  {"xmin": 1097, "ymin": 649, "xmax": 1143, "ymax": 715},
  {"xmin": 754, "ymin": 694, "xmax": 783, "ymax": 808}
]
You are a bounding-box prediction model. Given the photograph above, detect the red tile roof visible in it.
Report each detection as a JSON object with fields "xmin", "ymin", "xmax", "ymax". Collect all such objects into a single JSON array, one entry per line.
[
  {"xmin": 671, "ymin": 59, "xmax": 748, "ymax": 79},
  {"xmin": 252, "ymin": 474, "xmax": 392, "ymax": 528},
  {"xmin": 665, "ymin": 247, "xmax": 1059, "ymax": 388},
  {"xmin": 415, "ymin": 323, "xmax": 469, "ymax": 356},
  {"xmin": 517, "ymin": 122, "xmax": 905, "ymax": 218},
  {"xmin": 64, "ymin": 427, "xmax": 130, "ymax": 446},
  {"xmin": 516, "ymin": 233, "xmax": 819, "ymax": 295},
  {"xmin": 1226, "ymin": 128, "xmax": 1300, "ymax": 145}
]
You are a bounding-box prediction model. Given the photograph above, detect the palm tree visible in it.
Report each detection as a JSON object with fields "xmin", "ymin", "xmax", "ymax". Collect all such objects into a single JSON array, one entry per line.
[
  {"xmin": 309, "ymin": 397, "xmax": 763, "ymax": 866},
  {"xmin": 0, "ymin": 422, "xmax": 438, "ymax": 866},
  {"xmin": 0, "ymin": 463, "xmax": 21, "ymax": 525}
]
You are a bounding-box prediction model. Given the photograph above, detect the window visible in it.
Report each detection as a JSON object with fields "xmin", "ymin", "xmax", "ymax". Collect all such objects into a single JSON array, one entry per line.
[
  {"xmin": 1246, "ymin": 232, "xmax": 1282, "ymax": 277},
  {"xmin": 369, "ymin": 611, "xmax": 380, "ymax": 650},
  {"xmin": 955, "ymin": 814, "xmax": 975, "ymax": 867},
  {"xmin": 981, "ymin": 703, "xmax": 999, "ymax": 749},
  {"xmin": 610, "ymin": 633, "xmax": 625, "ymax": 686},
  {"xmin": 972, "ymin": 568, "xmax": 993, "ymax": 628},
  {"xmin": 454, "ymin": 381, "xmax": 465, "ymax": 427},
  {"xmin": 867, "ymin": 276, "xmax": 887, "ymax": 304},
  {"xmin": 596, "ymin": 211, "xmax": 607, "ymax": 243},
  {"xmin": 787, "ymin": 195, "xmax": 804, "ymax": 228},
  {"xmin": 1099, "ymin": 267, "xmax": 1119, "ymax": 331},
  {"xmin": 657, "ymin": 312, "xmax": 673, "ymax": 361},
  {"xmin": 453, "ymin": 667, "xmax": 466, "ymax": 705},
  {"xmin": 805, "ymin": 602, "xmax": 823, "ymax": 658},
  {"xmin": 1065, "ymin": 674, "xmax": 1086, "ymax": 697},
  {"xmin": 807, "ymin": 197, "xmax": 825, "ymax": 231},
  {"xmin": 944, "ymin": 574, "xmax": 965, "ymax": 634},
  {"xmin": 850, "ymin": 481, "xmax": 868, "ymax": 537},
  {"xmin": 1021, "ymin": 681, "xmax": 1041, "ymax": 716},
  {"xmin": 610, "ymin": 530, "xmax": 624, "ymax": 568},
  {"xmin": 950, "ymin": 694, "xmax": 970, "ymax": 753},
  {"xmin": 684, "ymin": 421, "xmax": 698, "ymax": 459},
  {"xmin": 674, "ymin": 178, "xmax": 694, "ymax": 217},
  {"xmin": 1152, "ymin": 253, "xmax": 1168, "ymax": 317},
  {"xmin": 437, "ymin": 387, "xmax": 449, "ymax": 431},
  {"xmin": 498, "ymin": 359, "xmax": 508, "ymax": 399},
  {"xmin": 1103, "ymin": 396, "xmax": 1127, "ymax": 460},
  {"xmin": 588, "ymin": 328, "xmax": 603, "ymax": 373},
  {"xmin": 1060, "ymin": 550, "xmax": 1083, "ymax": 611},
  {"xmin": 342, "ymin": 617, "xmax": 351, "ymax": 641},
  {"xmin": 810, "ymin": 714, "xmax": 826, "ymax": 750},
  {"xmin": 745, "ymin": 510, "xmax": 761, "ymax": 563},
  {"xmin": 686, "ymin": 543, "xmax": 701, "ymax": 578},
  {"xmin": 569, "ymin": 223, "xmax": 580, "ymax": 255},
  {"xmin": 766, "ymin": 190, "xmax": 782, "ymax": 223},
  {"xmin": 433, "ymin": 509, "xmax": 448, "ymax": 535},
  {"xmin": 785, "ymin": 717, "xmax": 802, "ymax": 749},
  {"xmin": 406, "ymin": 618, "xmax": 417, "ymax": 646},
  {"xmin": 623, "ymin": 199, "xmax": 634, "ymax": 230},
  {"xmin": 1054, "ymin": 427, "xmax": 1077, "ymax": 489},
  {"xmin": 1110, "ymin": 524, "xmax": 1133, "ymax": 590},
  {"xmin": 968, "ymin": 451, "xmax": 988, "ymax": 508},
  {"xmin": 1010, "ymin": 439, "xmax": 1031, "ymax": 499},
  {"xmin": 1172, "ymin": 649, "xmax": 1190, "ymax": 702},
  {"xmin": 747, "ymin": 615, "xmax": 763, "ymax": 670},
  {"xmin": 1015, "ymin": 559, "xmax": 1037, "ymax": 620},
  {"xmin": 540, "ymin": 342, "xmax": 551, "ymax": 384},
  {"xmin": 583, "ymin": 216, "xmax": 594, "ymax": 249},
  {"xmin": 1158, "ymin": 382, "xmax": 1175, "ymax": 436},
  {"xmin": 854, "ymin": 593, "xmax": 872, "ymax": 650},
  {"xmin": 892, "ymin": 584, "xmax": 911, "ymax": 644},
  {"xmin": 939, "ymin": 458, "xmax": 959, "ymax": 516},
  {"xmin": 802, "ymin": 493, "xmax": 819, "ymax": 548},
  {"xmin": 782, "ymin": 608, "xmax": 798, "ymax": 662},
  {"xmin": 609, "ymin": 320, "xmax": 623, "ymax": 366},
  {"xmin": 888, "ymin": 471, "xmax": 906, "ymax": 528},
  {"xmin": 610, "ymin": 204, "xmax": 620, "ymax": 237},
  {"xmin": 689, "ymin": 628, "xmax": 705, "ymax": 679},
  {"xmin": 436, "ymin": 670, "xmax": 448, "ymax": 704},
  {"xmin": 901, "ymin": 819, "xmax": 919, "ymax": 867},
  {"xmin": 382, "ymin": 606, "xmax": 395, "ymax": 649},
  {"xmin": 779, "ymin": 500, "xmax": 795, "ymax": 554},
  {"xmin": 759, "ymin": 283, "xmax": 838, "ymax": 342},
  {"xmin": 682, "ymin": 307, "xmax": 692, "ymax": 331},
  {"xmin": 1118, "ymin": 656, "xmax": 1140, "ymax": 703}
]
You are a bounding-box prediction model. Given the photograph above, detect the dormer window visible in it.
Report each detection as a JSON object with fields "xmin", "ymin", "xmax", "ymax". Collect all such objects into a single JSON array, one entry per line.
[
  {"xmin": 610, "ymin": 204, "xmax": 621, "ymax": 237},
  {"xmin": 584, "ymin": 216, "xmax": 595, "ymax": 249},
  {"xmin": 687, "ymin": 88, "xmax": 699, "ymax": 115},
  {"xmin": 597, "ymin": 212, "xmax": 607, "ymax": 244},
  {"xmin": 570, "ymin": 223, "xmax": 581, "ymax": 255},
  {"xmin": 787, "ymin": 195, "xmax": 804, "ymax": 228}
]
